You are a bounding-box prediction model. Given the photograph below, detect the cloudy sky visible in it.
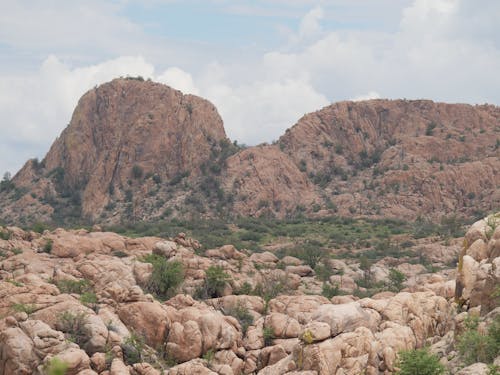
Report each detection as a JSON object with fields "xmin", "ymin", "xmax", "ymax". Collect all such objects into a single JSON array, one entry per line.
[{"xmin": 1, "ymin": 0, "xmax": 499, "ymax": 175}]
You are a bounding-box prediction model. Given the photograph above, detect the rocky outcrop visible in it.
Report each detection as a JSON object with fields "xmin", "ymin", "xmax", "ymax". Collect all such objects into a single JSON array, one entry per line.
[
  {"xmin": 1, "ymin": 78, "xmax": 228, "ymax": 223},
  {"xmin": 0, "ymin": 224, "xmax": 465, "ymax": 374},
  {"xmin": 455, "ymin": 213, "xmax": 500, "ymax": 314},
  {"xmin": 278, "ymin": 99, "xmax": 500, "ymax": 220},
  {"xmin": 1, "ymin": 81, "xmax": 499, "ymax": 224},
  {"xmin": 222, "ymin": 145, "xmax": 320, "ymax": 217}
]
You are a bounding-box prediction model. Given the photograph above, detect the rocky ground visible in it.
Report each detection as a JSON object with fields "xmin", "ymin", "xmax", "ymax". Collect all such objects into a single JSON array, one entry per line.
[{"xmin": 0, "ymin": 214, "xmax": 498, "ymax": 374}]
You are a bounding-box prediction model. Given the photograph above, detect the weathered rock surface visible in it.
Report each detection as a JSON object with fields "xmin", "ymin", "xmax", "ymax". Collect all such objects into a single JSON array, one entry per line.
[
  {"xmin": 1, "ymin": 81, "xmax": 499, "ymax": 224},
  {"xmin": 1, "ymin": 78, "xmax": 227, "ymax": 223},
  {"xmin": 455, "ymin": 214, "xmax": 500, "ymax": 314},
  {"xmin": 278, "ymin": 99, "xmax": 500, "ymax": 220},
  {"xmin": 2, "ymin": 215, "xmax": 499, "ymax": 374}
]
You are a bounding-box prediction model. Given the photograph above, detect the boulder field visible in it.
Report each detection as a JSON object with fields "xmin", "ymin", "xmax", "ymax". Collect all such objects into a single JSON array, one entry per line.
[{"xmin": 0, "ymin": 214, "xmax": 498, "ymax": 374}]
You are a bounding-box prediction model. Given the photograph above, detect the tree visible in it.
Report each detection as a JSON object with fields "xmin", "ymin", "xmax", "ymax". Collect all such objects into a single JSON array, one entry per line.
[
  {"xmin": 0, "ymin": 171, "xmax": 14, "ymax": 192},
  {"xmin": 388, "ymin": 268, "xmax": 407, "ymax": 292},
  {"xmin": 142, "ymin": 255, "xmax": 184, "ymax": 300},
  {"xmin": 131, "ymin": 164, "xmax": 144, "ymax": 179},
  {"xmin": 359, "ymin": 256, "xmax": 372, "ymax": 284},
  {"xmin": 198, "ymin": 265, "xmax": 232, "ymax": 298}
]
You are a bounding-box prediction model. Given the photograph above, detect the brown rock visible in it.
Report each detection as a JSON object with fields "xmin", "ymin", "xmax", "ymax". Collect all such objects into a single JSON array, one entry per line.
[
  {"xmin": 3, "ymin": 78, "xmax": 227, "ymax": 224},
  {"xmin": 222, "ymin": 145, "xmax": 319, "ymax": 218},
  {"xmin": 279, "ymin": 99, "xmax": 500, "ymax": 219},
  {"xmin": 167, "ymin": 359, "xmax": 217, "ymax": 375},
  {"xmin": 311, "ymin": 302, "xmax": 380, "ymax": 336},
  {"xmin": 117, "ymin": 302, "xmax": 169, "ymax": 347},
  {"xmin": 300, "ymin": 322, "xmax": 331, "ymax": 343},
  {"xmin": 264, "ymin": 313, "xmax": 301, "ymax": 339},
  {"xmin": 46, "ymin": 347, "xmax": 92, "ymax": 375}
]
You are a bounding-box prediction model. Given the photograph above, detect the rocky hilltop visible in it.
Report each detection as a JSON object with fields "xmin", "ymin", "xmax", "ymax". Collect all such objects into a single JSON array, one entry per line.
[
  {"xmin": 0, "ymin": 213, "xmax": 498, "ymax": 374},
  {"xmin": 278, "ymin": 100, "xmax": 500, "ymax": 219},
  {"xmin": 1, "ymin": 78, "xmax": 230, "ymax": 224},
  {"xmin": 0, "ymin": 79, "xmax": 499, "ymax": 225}
]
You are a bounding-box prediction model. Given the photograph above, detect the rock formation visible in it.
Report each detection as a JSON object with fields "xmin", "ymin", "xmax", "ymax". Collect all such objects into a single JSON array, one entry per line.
[
  {"xmin": 278, "ymin": 99, "xmax": 500, "ymax": 219},
  {"xmin": 0, "ymin": 79, "xmax": 499, "ymax": 224},
  {"xmin": 1, "ymin": 214, "xmax": 497, "ymax": 374}
]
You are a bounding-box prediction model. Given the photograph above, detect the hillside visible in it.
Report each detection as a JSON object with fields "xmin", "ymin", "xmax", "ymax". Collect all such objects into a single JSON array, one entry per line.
[
  {"xmin": 0, "ymin": 79, "xmax": 498, "ymax": 225},
  {"xmin": 277, "ymin": 99, "xmax": 500, "ymax": 219}
]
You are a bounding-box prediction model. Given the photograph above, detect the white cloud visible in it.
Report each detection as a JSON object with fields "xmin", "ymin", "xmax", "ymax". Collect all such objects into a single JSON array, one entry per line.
[
  {"xmin": 0, "ymin": 1, "xmax": 143, "ymax": 60},
  {"xmin": 351, "ymin": 91, "xmax": 381, "ymax": 102},
  {"xmin": 0, "ymin": 55, "xmax": 155, "ymax": 174},
  {"xmin": 157, "ymin": 67, "xmax": 200, "ymax": 95},
  {"xmin": 201, "ymin": 77, "xmax": 329, "ymax": 144},
  {"xmin": 1, "ymin": 0, "xmax": 499, "ymax": 176},
  {"xmin": 299, "ymin": 6, "xmax": 324, "ymax": 39}
]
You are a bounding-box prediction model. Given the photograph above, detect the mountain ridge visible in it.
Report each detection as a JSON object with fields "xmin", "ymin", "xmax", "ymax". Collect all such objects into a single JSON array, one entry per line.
[{"xmin": 1, "ymin": 78, "xmax": 498, "ymax": 225}]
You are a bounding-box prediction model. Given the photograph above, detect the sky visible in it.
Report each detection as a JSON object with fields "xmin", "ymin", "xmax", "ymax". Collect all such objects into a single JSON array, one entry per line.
[{"xmin": 1, "ymin": 0, "xmax": 499, "ymax": 175}]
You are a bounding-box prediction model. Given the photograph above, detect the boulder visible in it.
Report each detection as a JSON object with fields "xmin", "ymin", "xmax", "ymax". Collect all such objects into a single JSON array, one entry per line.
[
  {"xmin": 311, "ymin": 302, "xmax": 380, "ymax": 336},
  {"xmin": 117, "ymin": 302, "xmax": 170, "ymax": 347}
]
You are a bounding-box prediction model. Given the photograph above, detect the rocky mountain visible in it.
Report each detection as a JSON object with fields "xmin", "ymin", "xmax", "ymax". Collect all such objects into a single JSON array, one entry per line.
[
  {"xmin": 0, "ymin": 78, "xmax": 499, "ymax": 225},
  {"xmin": 278, "ymin": 99, "xmax": 500, "ymax": 219},
  {"xmin": 0, "ymin": 213, "xmax": 498, "ymax": 374},
  {"xmin": 1, "ymin": 78, "xmax": 231, "ymax": 224}
]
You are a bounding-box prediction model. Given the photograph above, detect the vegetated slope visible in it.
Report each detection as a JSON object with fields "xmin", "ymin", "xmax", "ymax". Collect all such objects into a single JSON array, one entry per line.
[
  {"xmin": 1, "ymin": 78, "xmax": 499, "ymax": 225},
  {"xmin": 278, "ymin": 99, "xmax": 500, "ymax": 219}
]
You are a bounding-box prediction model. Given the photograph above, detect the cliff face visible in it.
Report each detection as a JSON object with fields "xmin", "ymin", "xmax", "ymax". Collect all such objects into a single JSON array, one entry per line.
[
  {"xmin": 3, "ymin": 78, "xmax": 228, "ymax": 223},
  {"xmin": 1, "ymin": 80, "xmax": 499, "ymax": 225},
  {"xmin": 278, "ymin": 100, "xmax": 500, "ymax": 219},
  {"xmin": 221, "ymin": 145, "xmax": 320, "ymax": 217}
]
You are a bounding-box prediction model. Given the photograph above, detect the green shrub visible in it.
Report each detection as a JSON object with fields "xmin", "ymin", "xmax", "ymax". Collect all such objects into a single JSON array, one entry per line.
[
  {"xmin": 263, "ymin": 327, "xmax": 274, "ymax": 346},
  {"xmin": 486, "ymin": 215, "xmax": 499, "ymax": 240},
  {"xmin": 112, "ymin": 250, "xmax": 128, "ymax": 258},
  {"xmin": 80, "ymin": 292, "xmax": 99, "ymax": 312},
  {"xmin": 235, "ymin": 281, "xmax": 253, "ymax": 295},
  {"xmin": 44, "ymin": 357, "xmax": 69, "ymax": 375},
  {"xmin": 224, "ymin": 303, "xmax": 254, "ymax": 334},
  {"xmin": 202, "ymin": 348, "xmax": 215, "ymax": 365},
  {"xmin": 169, "ymin": 171, "xmax": 190, "ymax": 186},
  {"xmin": 251, "ymin": 275, "xmax": 288, "ymax": 303},
  {"xmin": 457, "ymin": 315, "xmax": 500, "ymax": 365},
  {"xmin": 55, "ymin": 279, "xmax": 92, "ymax": 294},
  {"xmin": 58, "ymin": 311, "xmax": 88, "ymax": 347},
  {"xmin": 388, "ymin": 268, "xmax": 406, "ymax": 292},
  {"xmin": 12, "ymin": 303, "xmax": 37, "ymax": 315},
  {"xmin": 197, "ymin": 265, "xmax": 232, "ymax": 299},
  {"xmin": 122, "ymin": 333, "xmax": 145, "ymax": 365},
  {"xmin": 286, "ymin": 240, "xmax": 325, "ymax": 268},
  {"xmin": 425, "ymin": 122, "xmax": 437, "ymax": 136},
  {"xmin": 488, "ymin": 364, "xmax": 500, "ymax": 375},
  {"xmin": 152, "ymin": 174, "xmax": 162, "ymax": 184},
  {"xmin": 412, "ymin": 217, "xmax": 437, "ymax": 239},
  {"xmin": 31, "ymin": 222, "xmax": 50, "ymax": 234},
  {"xmin": 438, "ymin": 215, "xmax": 464, "ymax": 239},
  {"xmin": 315, "ymin": 263, "xmax": 335, "ymax": 282},
  {"xmin": 11, "ymin": 248, "xmax": 23, "ymax": 255},
  {"xmin": 321, "ymin": 283, "xmax": 340, "ymax": 299},
  {"xmin": 131, "ymin": 165, "xmax": 144, "ymax": 179},
  {"xmin": 0, "ymin": 229, "xmax": 11, "ymax": 240},
  {"xmin": 142, "ymin": 254, "xmax": 184, "ymax": 300},
  {"xmin": 396, "ymin": 347, "xmax": 445, "ymax": 375},
  {"xmin": 43, "ymin": 238, "xmax": 53, "ymax": 253}
]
